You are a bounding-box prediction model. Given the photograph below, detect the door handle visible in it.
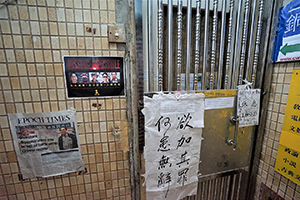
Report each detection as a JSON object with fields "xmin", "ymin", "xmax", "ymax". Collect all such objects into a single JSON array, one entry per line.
[{"xmin": 227, "ymin": 116, "xmax": 239, "ymax": 151}]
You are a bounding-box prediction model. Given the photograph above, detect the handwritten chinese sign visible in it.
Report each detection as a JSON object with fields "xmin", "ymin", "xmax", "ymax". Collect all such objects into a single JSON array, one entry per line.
[
  {"xmin": 237, "ymin": 89, "xmax": 261, "ymax": 127},
  {"xmin": 143, "ymin": 93, "xmax": 205, "ymax": 200},
  {"xmin": 272, "ymin": 0, "xmax": 300, "ymax": 62},
  {"xmin": 275, "ymin": 69, "xmax": 300, "ymax": 185}
]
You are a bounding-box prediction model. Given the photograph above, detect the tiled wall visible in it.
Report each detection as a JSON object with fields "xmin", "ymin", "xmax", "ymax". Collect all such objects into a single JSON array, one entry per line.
[
  {"xmin": 0, "ymin": 0, "xmax": 131, "ymax": 199},
  {"xmin": 254, "ymin": 62, "xmax": 300, "ymax": 200}
]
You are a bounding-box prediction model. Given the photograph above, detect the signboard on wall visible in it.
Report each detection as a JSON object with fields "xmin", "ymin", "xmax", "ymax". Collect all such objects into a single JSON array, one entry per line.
[
  {"xmin": 272, "ymin": 0, "xmax": 300, "ymax": 62},
  {"xmin": 8, "ymin": 109, "xmax": 84, "ymax": 179},
  {"xmin": 142, "ymin": 93, "xmax": 205, "ymax": 200},
  {"xmin": 63, "ymin": 56, "xmax": 125, "ymax": 98},
  {"xmin": 275, "ymin": 69, "xmax": 300, "ymax": 185}
]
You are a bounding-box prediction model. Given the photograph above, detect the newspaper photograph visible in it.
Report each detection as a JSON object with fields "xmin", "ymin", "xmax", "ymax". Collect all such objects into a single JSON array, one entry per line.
[{"xmin": 8, "ymin": 109, "xmax": 84, "ymax": 179}]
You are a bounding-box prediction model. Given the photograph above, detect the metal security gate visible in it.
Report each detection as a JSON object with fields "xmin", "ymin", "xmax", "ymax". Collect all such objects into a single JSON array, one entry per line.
[{"xmin": 134, "ymin": 0, "xmax": 278, "ymax": 199}]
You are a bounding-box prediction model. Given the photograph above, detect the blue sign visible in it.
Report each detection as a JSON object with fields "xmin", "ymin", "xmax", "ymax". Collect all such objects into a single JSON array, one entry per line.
[{"xmin": 272, "ymin": 0, "xmax": 300, "ymax": 62}]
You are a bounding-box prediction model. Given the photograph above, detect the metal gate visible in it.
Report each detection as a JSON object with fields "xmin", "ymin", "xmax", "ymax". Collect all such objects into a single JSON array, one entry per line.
[{"xmin": 135, "ymin": 0, "xmax": 277, "ymax": 199}]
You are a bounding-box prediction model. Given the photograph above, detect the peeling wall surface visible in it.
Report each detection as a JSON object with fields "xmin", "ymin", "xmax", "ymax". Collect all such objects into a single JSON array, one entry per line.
[
  {"xmin": 254, "ymin": 62, "xmax": 300, "ymax": 200},
  {"xmin": 0, "ymin": 0, "xmax": 132, "ymax": 199}
]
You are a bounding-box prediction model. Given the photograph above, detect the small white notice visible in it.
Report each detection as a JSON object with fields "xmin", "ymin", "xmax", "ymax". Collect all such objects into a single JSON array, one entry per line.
[
  {"xmin": 161, "ymin": 101, "xmax": 195, "ymax": 115},
  {"xmin": 205, "ymin": 97, "xmax": 235, "ymax": 110},
  {"xmin": 237, "ymin": 89, "xmax": 261, "ymax": 127}
]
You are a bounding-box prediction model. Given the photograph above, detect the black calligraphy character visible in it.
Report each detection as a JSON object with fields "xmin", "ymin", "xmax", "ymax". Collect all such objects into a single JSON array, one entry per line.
[
  {"xmin": 158, "ymin": 172, "xmax": 165, "ymax": 187},
  {"xmin": 283, "ymin": 158, "xmax": 288, "ymax": 163},
  {"xmin": 177, "ymin": 168, "xmax": 189, "ymax": 186},
  {"xmin": 297, "ymin": 127, "xmax": 300, "ymax": 133},
  {"xmin": 156, "ymin": 116, "xmax": 172, "ymax": 152},
  {"xmin": 157, "ymin": 172, "xmax": 171, "ymax": 188},
  {"xmin": 165, "ymin": 173, "xmax": 171, "ymax": 184},
  {"xmin": 177, "ymin": 113, "xmax": 193, "ymax": 130},
  {"xmin": 290, "ymin": 126, "xmax": 295, "ymax": 132},
  {"xmin": 292, "ymin": 151, "xmax": 299, "ymax": 158},
  {"xmin": 155, "ymin": 116, "xmax": 171, "ymax": 135},
  {"xmin": 176, "ymin": 135, "xmax": 192, "ymax": 149},
  {"xmin": 240, "ymin": 101, "xmax": 248, "ymax": 108},
  {"xmin": 288, "ymin": 170, "xmax": 294, "ymax": 177},
  {"xmin": 290, "ymin": 161, "xmax": 296, "ymax": 168},
  {"xmin": 176, "ymin": 151, "xmax": 190, "ymax": 167},
  {"xmin": 165, "ymin": 172, "xmax": 171, "ymax": 198},
  {"xmin": 285, "ymin": 148, "xmax": 291, "ymax": 154},
  {"xmin": 157, "ymin": 135, "xmax": 170, "ymax": 152},
  {"xmin": 252, "ymin": 100, "xmax": 257, "ymax": 107},
  {"xmin": 296, "ymin": 175, "xmax": 300, "ymax": 181},
  {"xmin": 158, "ymin": 155, "xmax": 172, "ymax": 169},
  {"xmin": 291, "ymin": 115, "xmax": 299, "ymax": 121},
  {"xmin": 281, "ymin": 167, "xmax": 287, "ymax": 173}
]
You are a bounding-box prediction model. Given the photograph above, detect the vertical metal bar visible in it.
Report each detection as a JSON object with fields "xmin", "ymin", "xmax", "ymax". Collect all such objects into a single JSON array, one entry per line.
[
  {"xmin": 203, "ymin": 181, "xmax": 209, "ymax": 199},
  {"xmin": 216, "ymin": 177, "xmax": 222, "ymax": 198},
  {"xmin": 224, "ymin": 0, "xmax": 234, "ymax": 89},
  {"xmin": 258, "ymin": 0, "xmax": 274, "ymax": 89},
  {"xmin": 211, "ymin": 179, "xmax": 215, "ymax": 199},
  {"xmin": 238, "ymin": 0, "xmax": 251, "ymax": 86},
  {"xmin": 240, "ymin": 171, "xmax": 249, "ymax": 200},
  {"xmin": 202, "ymin": 0, "xmax": 209, "ymax": 90},
  {"xmin": 194, "ymin": 0, "xmax": 201, "ymax": 91},
  {"xmin": 231, "ymin": 0, "xmax": 243, "ymax": 89},
  {"xmin": 224, "ymin": 176, "xmax": 230, "ymax": 199},
  {"xmin": 252, "ymin": 0, "xmax": 264, "ymax": 87},
  {"xmin": 245, "ymin": 0, "xmax": 258, "ymax": 81},
  {"xmin": 158, "ymin": 0, "xmax": 164, "ymax": 91},
  {"xmin": 202, "ymin": 181, "xmax": 205, "ymax": 199},
  {"xmin": 217, "ymin": 0, "xmax": 227, "ymax": 89},
  {"xmin": 185, "ymin": 0, "xmax": 192, "ymax": 91},
  {"xmin": 168, "ymin": 0, "xmax": 173, "ymax": 91},
  {"xmin": 148, "ymin": 0, "xmax": 153, "ymax": 92},
  {"xmin": 229, "ymin": 175, "xmax": 235, "ymax": 200},
  {"xmin": 213, "ymin": 178, "xmax": 218, "ymax": 199},
  {"xmin": 219, "ymin": 177, "xmax": 224, "ymax": 198},
  {"xmin": 210, "ymin": 0, "xmax": 218, "ymax": 90},
  {"xmin": 207, "ymin": 180, "xmax": 212, "ymax": 200},
  {"xmin": 234, "ymin": 173, "xmax": 241, "ymax": 200},
  {"xmin": 177, "ymin": 0, "xmax": 183, "ymax": 91},
  {"xmin": 196, "ymin": 181, "xmax": 201, "ymax": 200}
]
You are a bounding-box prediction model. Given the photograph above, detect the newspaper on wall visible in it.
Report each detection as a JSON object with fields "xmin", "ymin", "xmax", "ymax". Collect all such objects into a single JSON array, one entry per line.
[
  {"xmin": 8, "ymin": 109, "xmax": 84, "ymax": 179},
  {"xmin": 142, "ymin": 93, "xmax": 205, "ymax": 200}
]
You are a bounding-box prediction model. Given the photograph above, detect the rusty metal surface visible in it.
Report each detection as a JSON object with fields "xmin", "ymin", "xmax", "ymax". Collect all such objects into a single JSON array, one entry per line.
[{"xmin": 199, "ymin": 90, "xmax": 253, "ymax": 176}]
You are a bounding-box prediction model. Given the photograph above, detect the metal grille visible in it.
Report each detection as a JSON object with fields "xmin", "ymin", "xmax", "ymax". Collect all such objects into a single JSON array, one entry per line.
[
  {"xmin": 182, "ymin": 170, "xmax": 247, "ymax": 200},
  {"xmin": 135, "ymin": 0, "xmax": 275, "ymax": 198},
  {"xmin": 142, "ymin": 0, "xmax": 265, "ymax": 92}
]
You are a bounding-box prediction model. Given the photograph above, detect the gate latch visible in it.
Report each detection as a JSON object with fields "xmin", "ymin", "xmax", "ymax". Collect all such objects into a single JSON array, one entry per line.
[{"xmin": 227, "ymin": 116, "xmax": 239, "ymax": 151}]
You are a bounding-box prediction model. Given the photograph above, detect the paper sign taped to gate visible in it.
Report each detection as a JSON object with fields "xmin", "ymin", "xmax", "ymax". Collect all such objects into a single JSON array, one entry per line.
[
  {"xmin": 142, "ymin": 93, "xmax": 205, "ymax": 200},
  {"xmin": 205, "ymin": 97, "xmax": 234, "ymax": 110},
  {"xmin": 237, "ymin": 89, "xmax": 261, "ymax": 127}
]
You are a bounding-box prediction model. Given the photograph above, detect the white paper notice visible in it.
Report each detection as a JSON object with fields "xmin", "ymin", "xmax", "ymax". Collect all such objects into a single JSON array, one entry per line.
[
  {"xmin": 8, "ymin": 109, "xmax": 84, "ymax": 179},
  {"xmin": 237, "ymin": 89, "xmax": 261, "ymax": 127},
  {"xmin": 142, "ymin": 93, "xmax": 205, "ymax": 200},
  {"xmin": 205, "ymin": 97, "xmax": 235, "ymax": 110},
  {"xmin": 161, "ymin": 101, "xmax": 195, "ymax": 115}
]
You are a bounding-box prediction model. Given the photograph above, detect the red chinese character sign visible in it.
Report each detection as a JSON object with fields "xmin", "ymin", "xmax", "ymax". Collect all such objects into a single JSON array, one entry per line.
[
  {"xmin": 275, "ymin": 69, "xmax": 300, "ymax": 185},
  {"xmin": 142, "ymin": 93, "xmax": 205, "ymax": 200},
  {"xmin": 63, "ymin": 56, "xmax": 125, "ymax": 98}
]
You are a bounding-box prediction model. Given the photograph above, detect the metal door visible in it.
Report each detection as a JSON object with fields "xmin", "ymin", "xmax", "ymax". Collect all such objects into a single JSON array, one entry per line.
[{"xmin": 134, "ymin": 0, "xmax": 278, "ymax": 199}]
